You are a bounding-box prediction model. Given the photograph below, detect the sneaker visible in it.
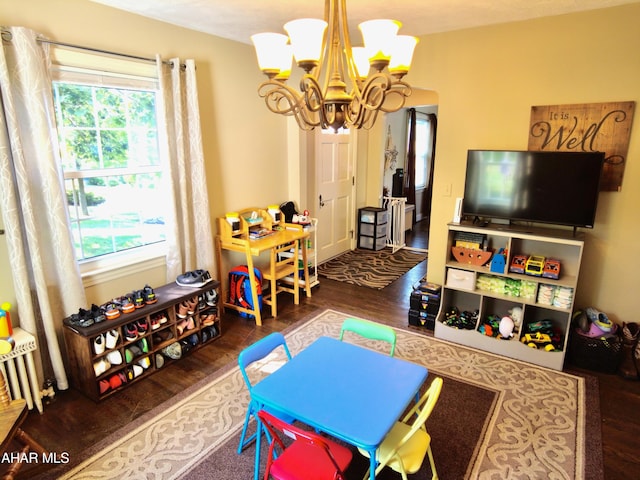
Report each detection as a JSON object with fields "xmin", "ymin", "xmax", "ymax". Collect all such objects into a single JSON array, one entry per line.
[
  {"xmin": 176, "ymin": 269, "xmax": 213, "ymax": 288},
  {"xmin": 143, "ymin": 285, "xmax": 158, "ymax": 304},
  {"xmin": 138, "ymin": 338, "xmax": 149, "ymax": 353},
  {"xmin": 125, "ymin": 345, "xmax": 142, "ymax": 363},
  {"xmin": 123, "ymin": 323, "xmax": 138, "ymax": 342},
  {"xmin": 103, "ymin": 302, "xmax": 121, "ymax": 320},
  {"xmin": 162, "ymin": 342, "xmax": 182, "ymax": 360},
  {"xmin": 91, "ymin": 304, "xmax": 106, "ymax": 323},
  {"xmin": 205, "ymin": 289, "xmax": 218, "ymax": 306},
  {"xmin": 118, "ymin": 295, "xmax": 135, "ymax": 314},
  {"xmin": 93, "ymin": 334, "xmax": 105, "ymax": 355},
  {"xmin": 136, "ymin": 318, "xmax": 149, "ymax": 335},
  {"xmin": 105, "ymin": 329, "xmax": 119, "ymax": 349},
  {"xmin": 138, "ymin": 356, "xmax": 151, "ymax": 369},
  {"xmin": 155, "ymin": 353, "xmax": 165, "ymax": 369},
  {"xmin": 132, "ymin": 364, "xmax": 144, "ymax": 377},
  {"xmin": 93, "ymin": 358, "xmax": 111, "ymax": 377},
  {"xmin": 132, "ymin": 290, "xmax": 145, "ymax": 309},
  {"xmin": 99, "ymin": 379, "xmax": 111, "ymax": 394},
  {"xmin": 106, "ymin": 350, "xmax": 123, "ymax": 365}
]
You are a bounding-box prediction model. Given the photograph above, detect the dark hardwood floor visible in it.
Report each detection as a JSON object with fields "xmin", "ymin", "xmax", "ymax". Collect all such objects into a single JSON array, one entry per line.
[{"xmin": 9, "ymin": 220, "xmax": 640, "ymax": 479}]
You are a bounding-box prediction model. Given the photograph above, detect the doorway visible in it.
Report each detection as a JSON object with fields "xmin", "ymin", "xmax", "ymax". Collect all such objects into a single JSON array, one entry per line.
[{"xmin": 314, "ymin": 129, "xmax": 354, "ymax": 263}]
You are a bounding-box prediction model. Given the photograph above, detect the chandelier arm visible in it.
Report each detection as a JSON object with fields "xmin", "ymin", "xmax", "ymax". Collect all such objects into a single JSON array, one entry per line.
[{"xmin": 257, "ymin": 80, "xmax": 322, "ymax": 130}]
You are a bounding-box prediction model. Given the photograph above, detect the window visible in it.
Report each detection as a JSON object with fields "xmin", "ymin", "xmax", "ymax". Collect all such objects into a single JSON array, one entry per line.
[
  {"xmin": 52, "ymin": 68, "xmax": 168, "ymax": 263},
  {"xmin": 414, "ymin": 117, "xmax": 431, "ymax": 189}
]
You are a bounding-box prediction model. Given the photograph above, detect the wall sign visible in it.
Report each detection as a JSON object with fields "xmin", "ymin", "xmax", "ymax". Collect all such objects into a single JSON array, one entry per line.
[{"xmin": 528, "ymin": 101, "xmax": 635, "ymax": 191}]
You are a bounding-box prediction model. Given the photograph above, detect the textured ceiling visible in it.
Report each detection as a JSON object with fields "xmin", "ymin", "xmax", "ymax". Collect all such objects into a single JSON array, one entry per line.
[{"xmin": 91, "ymin": 0, "xmax": 639, "ymax": 45}]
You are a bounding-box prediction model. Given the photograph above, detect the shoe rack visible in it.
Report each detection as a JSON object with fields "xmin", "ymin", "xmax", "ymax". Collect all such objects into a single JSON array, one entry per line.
[{"xmin": 63, "ymin": 280, "xmax": 220, "ymax": 401}]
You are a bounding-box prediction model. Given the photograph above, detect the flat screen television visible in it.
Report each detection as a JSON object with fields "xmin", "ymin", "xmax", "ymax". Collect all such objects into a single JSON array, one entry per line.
[{"xmin": 462, "ymin": 150, "xmax": 605, "ymax": 229}]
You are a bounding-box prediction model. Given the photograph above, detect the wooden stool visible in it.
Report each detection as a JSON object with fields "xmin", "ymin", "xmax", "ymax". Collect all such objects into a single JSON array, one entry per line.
[{"xmin": 0, "ymin": 371, "xmax": 47, "ymax": 479}]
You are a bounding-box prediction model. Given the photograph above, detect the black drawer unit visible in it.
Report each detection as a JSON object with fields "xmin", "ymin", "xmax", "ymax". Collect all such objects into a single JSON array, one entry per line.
[
  {"xmin": 358, "ymin": 207, "xmax": 388, "ymax": 250},
  {"xmin": 408, "ymin": 281, "xmax": 441, "ymax": 331}
]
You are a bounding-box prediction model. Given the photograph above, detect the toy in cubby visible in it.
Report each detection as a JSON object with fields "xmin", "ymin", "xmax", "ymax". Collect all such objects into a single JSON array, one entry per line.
[
  {"xmin": 443, "ymin": 306, "xmax": 477, "ymax": 330},
  {"xmin": 478, "ymin": 306, "xmax": 523, "ymax": 340},
  {"xmin": 0, "ymin": 302, "xmax": 15, "ymax": 355},
  {"xmin": 520, "ymin": 319, "xmax": 563, "ymax": 351}
]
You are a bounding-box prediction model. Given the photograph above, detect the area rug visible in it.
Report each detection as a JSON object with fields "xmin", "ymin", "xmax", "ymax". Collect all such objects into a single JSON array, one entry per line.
[
  {"xmin": 318, "ymin": 248, "xmax": 427, "ymax": 289},
  {"xmin": 51, "ymin": 309, "xmax": 600, "ymax": 480}
]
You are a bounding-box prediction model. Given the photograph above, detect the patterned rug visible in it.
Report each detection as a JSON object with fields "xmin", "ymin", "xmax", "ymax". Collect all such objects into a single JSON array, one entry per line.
[
  {"xmin": 318, "ymin": 248, "xmax": 427, "ymax": 289},
  {"xmin": 51, "ymin": 310, "xmax": 598, "ymax": 480}
]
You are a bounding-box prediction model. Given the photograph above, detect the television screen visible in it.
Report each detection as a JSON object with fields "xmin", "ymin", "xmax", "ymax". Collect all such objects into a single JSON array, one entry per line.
[{"xmin": 462, "ymin": 150, "xmax": 605, "ymax": 228}]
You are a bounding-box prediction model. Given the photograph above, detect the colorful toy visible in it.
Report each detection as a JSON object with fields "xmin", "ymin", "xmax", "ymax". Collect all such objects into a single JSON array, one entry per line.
[
  {"xmin": 509, "ymin": 254, "xmax": 527, "ymax": 274},
  {"xmin": 542, "ymin": 258, "xmax": 561, "ymax": 280},
  {"xmin": 499, "ymin": 316, "xmax": 515, "ymax": 339},
  {"xmin": 0, "ymin": 302, "xmax": 15, "ymax": 355},
  {"xmin": 525, "ymin": 255, "xmax": 545, "ymax": 276}
]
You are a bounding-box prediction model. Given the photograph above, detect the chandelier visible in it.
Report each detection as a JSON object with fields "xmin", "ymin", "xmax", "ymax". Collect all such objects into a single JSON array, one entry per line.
[{"xmin": 251, "ymin": 0, "xmax": 418, "ymax": 132}]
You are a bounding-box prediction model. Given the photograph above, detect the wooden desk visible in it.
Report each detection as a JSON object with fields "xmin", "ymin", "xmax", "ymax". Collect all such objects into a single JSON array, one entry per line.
[
  {"xmin": 215, "ymin": 211, "xmax": 311, "ymax": 326},
  {"xmin": 251, "ymin": 336, "xmax": 428, "ymax": 480}
]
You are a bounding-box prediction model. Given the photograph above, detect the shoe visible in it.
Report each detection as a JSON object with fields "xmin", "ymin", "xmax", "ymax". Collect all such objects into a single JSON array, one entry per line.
[
  {"xmin": 93, "ymin": 358, "xmax": 111, "ymax": 377},
  {"xmin": 123, "ymin": 323, "xmax": 138, "ymax": 342},
  {"xmin": 132, "ymin": 290, "xmax": 145, "ymax": 309},
  {"xmin": 143, "ymin": 284, "xmax": 158, "ymax": 304},
  {"xmin": 153, "ymin": 329, "xmax": 174, "ymax": 344},
  {"xmin": 136, "ymin": 318, "xmax": 149, "ymax": 335},
  {"xmin": 108, "ymin": 372, "xmax": 124, "ymax": 390},
  {"xmin": 177, "ymin": 297, "xmax": 198, "ymax": 318},
  {"xmin": 91, "ymin": 304, "xmax": 106, "ymax": 323},
  {"xmin": 99, "ymin": 379, "xmax": 111, "ymax": 394},
  {"xmin": 67, "ymin": 310, "xmax": 94, "ymax": 328},
  {"xmin": 93, "ymin": 334, "xmax": 105, "ymax": 355},
  {"xmin": 150, "ymin": 315, "xmax": 160, "ymax": 330},
  {"xmin": 105, "ymin": 329, "xmax": 119, "ymax": 349},
  {"xmin": 176, "ymin": 270, "xmax": 213, "ymax": 288},
  {"xmin": 103, "ymin": 302, "xmax": 121, "ymax": 320},
  {"xmin": 118, "ymin": 295, "xmax": 135, "ymax": 314},
  {"xmin": 132, "ymin": 364, "xmax": 144, "ymax": 378},
  {"xmin": 186, "ymin": 333, "xmax": 199, "ymax": 347},
  {"xmin": 125, "ymin": 345, "xmax": 142, "ymax": 363},
  {"xmin": 205, "ymin": 289, "xmax": 218, "ymax": 306},
  {"xmin": 138, "ymin": 356, "xmax": 151, "ymax": 369},
  {"xmin": 162, "ymin": 342, "xmax": 182, "ymax": 360},
  {"xmin": 106, "ymin": 350, "xmax": 123, "ymax": 365},
  {"xmin": 155, "ymin": 353, "xmax": 165, "ymax": 369},
  {"xmin": 138, "ymin": 338, "xmax": 149, "ymax": 353}
]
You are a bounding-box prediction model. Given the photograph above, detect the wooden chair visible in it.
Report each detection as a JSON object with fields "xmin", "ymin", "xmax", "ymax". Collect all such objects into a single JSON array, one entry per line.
[
  {"xmin": 0, "ymin": 370, "xmax": 47, "ymax": 479},
  {"xmin": 262, "ymin": 239, "xmax": 299, "ymax": 318},
  {"xmin": 339, "ymin": 318, "xmax": 397, "ymax": 356}
]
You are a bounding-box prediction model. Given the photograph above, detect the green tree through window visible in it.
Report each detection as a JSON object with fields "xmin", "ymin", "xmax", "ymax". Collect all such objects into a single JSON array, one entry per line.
[{"xmin": 53, "ymin": 81, "xmax": 167, "ymax": 261}]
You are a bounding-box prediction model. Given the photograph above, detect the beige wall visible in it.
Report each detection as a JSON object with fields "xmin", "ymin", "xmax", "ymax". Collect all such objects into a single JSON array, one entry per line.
[
  {"xmin": 2, "ymin": 1, "xmax": 639, "ymax": 325},
  {"xmin": 412, "ymin": 3, "xmax": 640, "ymax": 324},
  {"xmin": 1, "ymin": 0, "xmax": 291, "ymax": 306}
]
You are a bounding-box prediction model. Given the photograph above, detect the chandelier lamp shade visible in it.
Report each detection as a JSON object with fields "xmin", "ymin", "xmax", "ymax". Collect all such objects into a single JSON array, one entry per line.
[{"xmin": 251, "ymin": 0, "xmax": 418, "ymax": 132}]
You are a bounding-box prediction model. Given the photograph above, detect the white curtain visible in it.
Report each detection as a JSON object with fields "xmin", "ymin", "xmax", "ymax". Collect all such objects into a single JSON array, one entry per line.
[
  {"xmin": 0, "ymin": 27, "xmax": 86, "ymax": 390},
  {"xmin": 157, "ymin": 56, "xmax": 215, "ymax": 281}
]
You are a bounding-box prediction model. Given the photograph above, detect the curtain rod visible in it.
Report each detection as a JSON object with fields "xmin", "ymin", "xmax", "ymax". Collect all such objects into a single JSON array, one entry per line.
[{"xmin": 1, "ymin": 29, "xmax": 179, "ymax": 68}]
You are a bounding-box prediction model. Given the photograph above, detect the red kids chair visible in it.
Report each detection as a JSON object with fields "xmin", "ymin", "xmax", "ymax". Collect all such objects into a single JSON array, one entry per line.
[{"xmin": 257, "ymin": 409, "xmax": 352, "ymax": 480}]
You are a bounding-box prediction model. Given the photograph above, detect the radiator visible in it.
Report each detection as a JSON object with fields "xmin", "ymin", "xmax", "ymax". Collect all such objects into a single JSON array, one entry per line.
[{"xmin": 0, "ymin": 327, "xmax": 43, "ymax": 413}]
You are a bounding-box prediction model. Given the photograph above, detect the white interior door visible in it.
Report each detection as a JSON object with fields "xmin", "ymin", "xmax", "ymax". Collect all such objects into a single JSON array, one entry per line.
[{"xmin": 315, "ymin": 130, "xmax": 353, "ymax": 263}]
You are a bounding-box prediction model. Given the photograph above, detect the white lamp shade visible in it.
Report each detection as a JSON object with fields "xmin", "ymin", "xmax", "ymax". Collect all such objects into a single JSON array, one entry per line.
[
  {"xmin": 389, "ymin": 35, "xmax": 418, "ymax": 74},
  {"xmin": 284, "ymin": 18, "xmax": 328, "ymax": 64},
  {"xmin": 275, "ymin": 44, "xmax": 293, "ymax": 80},
  {"xmin": 251, "ymin": 33, "xmax": 290, "ymax": 74},
  {"xmin": 351, "ymin": 47, "xmax": 371, "ymax": 79},
  {"xmin": 358, "ymin": 19, "xmax": 401, "ymax": 61}
]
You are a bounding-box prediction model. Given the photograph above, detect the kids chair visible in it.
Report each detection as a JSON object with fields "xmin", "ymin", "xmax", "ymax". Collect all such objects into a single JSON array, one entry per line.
[
  {"xmin": 263, "ymin": 239, "xmax": 299, "ymax": 318},
  {"xmin": 357, "ymin": 377, "xmax": 443, "ymax": 480},
  {"xmin": 339, "ymin": 317, "xmax": 397, "ymax": 356},
  {"xmin": 257, "ymin": 409, "xmax": 352, "ymax": 480},
  {"xmin": 237, "ymin": 332, "xmax": 294, "ymax": 454},
  {"xmin": 1, "ymin": 370, "xmax": 47, "ymax": 479}
]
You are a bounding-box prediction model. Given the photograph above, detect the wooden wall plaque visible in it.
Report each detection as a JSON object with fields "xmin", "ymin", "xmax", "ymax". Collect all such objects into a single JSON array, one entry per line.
[{"xmin": 528, "ymin": 101, "xmax": 635, "ymax": 191}]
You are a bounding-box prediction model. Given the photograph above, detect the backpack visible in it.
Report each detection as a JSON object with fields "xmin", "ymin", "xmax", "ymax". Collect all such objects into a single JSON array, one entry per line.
[{"xmin": 229, "ymin": 265, "xmax": 263, "ymax": 319}]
